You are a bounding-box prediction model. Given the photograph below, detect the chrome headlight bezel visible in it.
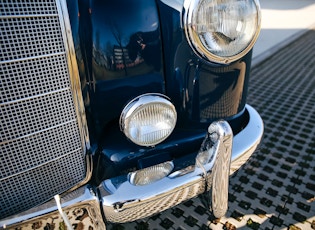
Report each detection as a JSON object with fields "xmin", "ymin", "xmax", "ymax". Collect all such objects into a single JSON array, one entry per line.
[
  {"xmin": 183, "ymin": 0, "xmax": 261, "ymax": 64},
  {"xmin": 120, "ymin": 93, "xmax": 177, "ymax": 147}
]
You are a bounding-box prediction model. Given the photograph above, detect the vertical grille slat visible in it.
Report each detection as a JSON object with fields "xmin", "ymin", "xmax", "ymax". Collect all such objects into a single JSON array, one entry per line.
[{"xmin": 0, "ymin": 0, "xmax": 88, "ymax": 219}]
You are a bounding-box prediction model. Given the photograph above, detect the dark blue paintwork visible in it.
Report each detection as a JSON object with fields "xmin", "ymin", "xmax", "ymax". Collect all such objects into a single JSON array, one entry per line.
[
  {"xmin": 156, "ymin": 1, "xmax": 252, "ymax": 125},
  {"xmin": 67, "ymin": 0, "xmax": 253, "ymax": 182},
  {"xmin": 67, "ymin": 0, "xmax": 165, "ymax": 141}
]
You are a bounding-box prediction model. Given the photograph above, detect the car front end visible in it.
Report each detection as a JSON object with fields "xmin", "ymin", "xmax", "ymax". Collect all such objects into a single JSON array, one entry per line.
[{"xmin": 0, "ymin": 0, "xmax": 263, "ymax": 229}]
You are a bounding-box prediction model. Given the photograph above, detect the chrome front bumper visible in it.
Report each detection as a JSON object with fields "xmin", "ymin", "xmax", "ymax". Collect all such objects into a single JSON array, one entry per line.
[
  {"xmin": 99, "ymin": 105, "xmax": 263, "ymax": 223},
  {"xmin": 0, "ymin": 105, "xmax": 263, "ymax": 228}
]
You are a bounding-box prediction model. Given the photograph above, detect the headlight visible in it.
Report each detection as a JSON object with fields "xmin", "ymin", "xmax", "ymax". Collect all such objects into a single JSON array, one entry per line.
[
  {"xmin": 120, "ymin": 94, "xmax": 177, "ymax": 147},
  {"xmin": 184, "ymin": 0, "xmax": 261, "ymax": 64}
]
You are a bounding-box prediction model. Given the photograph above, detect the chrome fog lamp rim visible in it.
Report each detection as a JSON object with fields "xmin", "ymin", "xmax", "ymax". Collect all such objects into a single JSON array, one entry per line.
[
  {"xmin": 183, "ymin": 0, "xmax": 261, "ymax": 64},
  {"xmin": 129, "ymin": 161, "xmax": 174, "ymax": 186},
  {"xmin": 120, "ymin": 93, "xmax": 177, "ymax": 147}
]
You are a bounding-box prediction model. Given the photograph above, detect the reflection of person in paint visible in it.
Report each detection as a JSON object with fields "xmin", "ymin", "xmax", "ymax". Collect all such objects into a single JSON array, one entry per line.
[
  {"xmin": 127, "ymin": 31, "xmax": 161, "ymax": 71},
  {"xmin": 137, "ymin": 34, "xmax": 146, "ymax": 50}
]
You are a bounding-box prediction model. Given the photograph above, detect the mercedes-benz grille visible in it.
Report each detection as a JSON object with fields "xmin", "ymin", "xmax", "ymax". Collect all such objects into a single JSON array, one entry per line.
[{"xmin": 0, "ymin": 0, "xmax": 90, "ymax": 219}]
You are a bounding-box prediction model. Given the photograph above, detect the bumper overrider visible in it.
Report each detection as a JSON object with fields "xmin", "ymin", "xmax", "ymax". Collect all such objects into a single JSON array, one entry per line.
[{"xmin": 0, "ymin": 105, "xmax": 263, "ymax": 229}]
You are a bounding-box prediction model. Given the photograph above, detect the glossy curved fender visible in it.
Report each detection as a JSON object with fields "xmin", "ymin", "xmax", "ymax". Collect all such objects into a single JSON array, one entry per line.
[{"xmin": 68, "ymin": 0, "xmax": 165, "ymax": 138}]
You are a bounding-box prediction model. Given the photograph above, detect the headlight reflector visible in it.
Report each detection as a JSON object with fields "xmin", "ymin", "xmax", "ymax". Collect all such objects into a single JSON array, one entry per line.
[
  {"xmin": 184, "ymin": 0, "xmax": 261, "ymax": 64},
  {"xmin": 120, "ymin": 94, "xmax": 177, "ymax": 146}
]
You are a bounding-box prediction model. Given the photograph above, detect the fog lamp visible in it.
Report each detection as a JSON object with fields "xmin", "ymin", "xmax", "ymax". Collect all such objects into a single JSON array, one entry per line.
[
  {"xmin": 120, "ymin": 94, "xmax": 177, "ymax": 147},
  {"xmin": 184, "ymin": 0, "xmax": 261, "ymax": 64},
  {"xmin": 129, "ymin": 161, "xmax": 174, "ymax": 186}
]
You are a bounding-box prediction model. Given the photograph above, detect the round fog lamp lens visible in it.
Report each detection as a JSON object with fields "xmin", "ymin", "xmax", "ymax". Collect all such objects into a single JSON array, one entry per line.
[
  {"xmin": 120, "ymin": 94, "xmax": 177, "ymax": 146},
  {"xmin": 129, "ymin": 161, "xmax": 174, "ymax": 186}
]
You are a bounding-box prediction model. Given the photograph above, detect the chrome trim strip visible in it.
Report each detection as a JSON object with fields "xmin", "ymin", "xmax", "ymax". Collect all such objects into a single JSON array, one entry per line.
[
  {"xmin": 0, "ymin": 52, "xmax": 65, "ymax": 65},
  {"xmin": 56, "ymin": 0, "xmax": 92, "ymax": 182},
  {"xmin": 99, "ymin": 105, "xmax": 264, "ymax": 223},
  {"xmin": 0, "ymin": 186, "xmax": 106, "ymax": 230},
  {"xmin": 0, "ymin": 88, "xmax": 70, "ymax": 106},
  {"xmin": 0, "ymin": 14, "xmax": 58, "ymax": 19}
]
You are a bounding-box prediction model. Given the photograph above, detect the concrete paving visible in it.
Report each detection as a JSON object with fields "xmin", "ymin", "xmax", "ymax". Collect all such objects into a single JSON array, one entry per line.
[{"xmin": 252, "ymin": 0, "xmax": 315, "ymax": 66}]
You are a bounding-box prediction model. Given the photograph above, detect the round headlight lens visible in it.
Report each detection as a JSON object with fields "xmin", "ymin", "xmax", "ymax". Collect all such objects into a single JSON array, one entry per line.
[
  {"xmin": 184, "ymin": 0, "xmax": 261, "ymax": 64},
  {"xmin": 120, "ymin": 94, "xmax": 177, "ymax": 147}
]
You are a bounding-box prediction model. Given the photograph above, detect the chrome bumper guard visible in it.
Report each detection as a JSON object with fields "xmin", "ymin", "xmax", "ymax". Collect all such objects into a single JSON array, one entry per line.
[{"xmin": 0, "ymin": 105, "xmax": 263, "ymax": 228}]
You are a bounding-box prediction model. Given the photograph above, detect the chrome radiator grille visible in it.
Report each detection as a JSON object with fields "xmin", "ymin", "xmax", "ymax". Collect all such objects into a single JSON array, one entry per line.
[{"xmin": 0, "ymin": 0, "xmax": 89, "ymax": 219}]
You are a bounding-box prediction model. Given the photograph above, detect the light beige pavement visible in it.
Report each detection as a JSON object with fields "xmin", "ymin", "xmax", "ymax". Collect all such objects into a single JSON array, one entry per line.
[{"xmin": 252, "ymin": 0, "xmax": 315, "ymax": 66}]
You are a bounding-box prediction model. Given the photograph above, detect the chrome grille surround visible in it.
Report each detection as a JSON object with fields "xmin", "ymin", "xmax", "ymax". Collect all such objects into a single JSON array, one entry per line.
[{"xmin": 0, "ymin": 0, "xmax": 91, "ymax": 219}]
